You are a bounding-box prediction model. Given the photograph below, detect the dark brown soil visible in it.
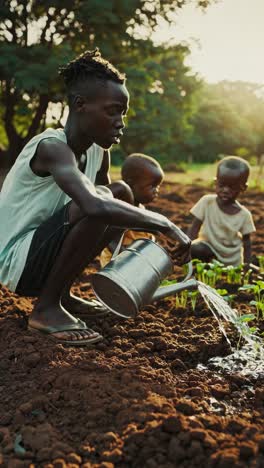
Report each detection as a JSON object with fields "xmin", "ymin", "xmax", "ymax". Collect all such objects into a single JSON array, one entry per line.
[{"xmin": 0, "ymin": 183, "xmax": 263, "ymax": 468}]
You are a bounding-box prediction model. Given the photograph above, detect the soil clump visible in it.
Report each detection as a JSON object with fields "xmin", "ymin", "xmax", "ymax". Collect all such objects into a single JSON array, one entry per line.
[{"xmin": 0, "ymin": 183, "xmax": 263, "ymax": 467}]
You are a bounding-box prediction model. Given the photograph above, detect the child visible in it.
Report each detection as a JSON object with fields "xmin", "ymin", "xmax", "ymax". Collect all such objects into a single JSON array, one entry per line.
[
  {"xmin": 100, "ymin": 153, "xmax": 164, "ymax": 267},
  {"xmin": 188, "ymin": 156, "xmax": 256, "ymax": 267},
  {"xmin": 0, "ymin": 49, "xmax": 190, "ymax": 346}
]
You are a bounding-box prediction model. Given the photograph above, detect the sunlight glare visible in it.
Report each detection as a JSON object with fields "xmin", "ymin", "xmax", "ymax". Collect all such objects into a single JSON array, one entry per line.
[{"xmin": 152, "ymin": 0, "xmax": 264, "ymax": 84}]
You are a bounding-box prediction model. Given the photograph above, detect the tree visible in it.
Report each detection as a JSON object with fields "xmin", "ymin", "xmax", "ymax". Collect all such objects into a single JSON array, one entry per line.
[
  {"xmin": 0, "ymin": 0, "xmax": 214, "ymax": 165},
  {"xmin": 116, "ymin": 41, "xmax": 200, "ymax": 165},
  {"xmin": 191, "ymin": 81, "xmax": 264, "ymax": 162}
]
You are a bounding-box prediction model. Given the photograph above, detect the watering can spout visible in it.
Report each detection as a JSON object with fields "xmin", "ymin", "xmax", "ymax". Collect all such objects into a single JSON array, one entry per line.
[{"xmin": 151, "ymin": 278, "xmax": 198, "ymax": 302}]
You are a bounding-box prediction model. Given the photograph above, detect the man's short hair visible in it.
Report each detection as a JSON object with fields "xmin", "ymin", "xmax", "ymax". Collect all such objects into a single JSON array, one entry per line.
[
  {"xmin": 121, "ymin": 153, "xmax": 164, "ymax": 181},
  {"xmin": 59, "ymin": 48, "xmax": 126, "ymax": 106}
]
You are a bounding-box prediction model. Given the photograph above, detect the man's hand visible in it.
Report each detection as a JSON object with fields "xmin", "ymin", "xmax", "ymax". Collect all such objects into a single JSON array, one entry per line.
[{"xmin": 163, "ymin": 223, "xmax": 192, "ymax": 265}]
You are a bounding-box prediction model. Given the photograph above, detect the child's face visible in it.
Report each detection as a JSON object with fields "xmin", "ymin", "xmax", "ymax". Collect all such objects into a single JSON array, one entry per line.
[
  {"xmin": 215, "ymin": 167, "xmax": 247, "ymax": 204},
  {"xmin": 130, "ymin": 165, "xmax": 163, "ymax": 204}
]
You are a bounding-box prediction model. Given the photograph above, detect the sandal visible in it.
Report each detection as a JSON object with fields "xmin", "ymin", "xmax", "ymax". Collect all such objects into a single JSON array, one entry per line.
[{"xmin": 28, "ymin": 318, "xmax": 103, "ymax": 346}]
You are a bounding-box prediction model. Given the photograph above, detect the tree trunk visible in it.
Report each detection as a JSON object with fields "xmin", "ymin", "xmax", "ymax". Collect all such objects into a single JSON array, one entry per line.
[
  {"xmin": 5, "ymin": 135, "xmax": 25, "ymax": 167},
  {"xmin": 4, "ymin": 92, "xmax": 49, "ymax": 168}
]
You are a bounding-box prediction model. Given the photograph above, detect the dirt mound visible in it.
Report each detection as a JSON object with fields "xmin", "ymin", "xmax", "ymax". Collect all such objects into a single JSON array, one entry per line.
[{"xmin": 0, "ymin": 183, "xmax": 264, "ymax": 467}]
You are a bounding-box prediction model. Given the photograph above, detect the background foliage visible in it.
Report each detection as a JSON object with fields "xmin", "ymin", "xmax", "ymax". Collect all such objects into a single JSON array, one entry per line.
[{"xmin": 0, "ymin": 0, "xmax": 264, "ymax": 167}]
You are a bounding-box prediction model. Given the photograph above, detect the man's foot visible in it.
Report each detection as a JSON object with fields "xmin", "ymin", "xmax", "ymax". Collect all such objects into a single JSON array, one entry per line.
[
  {"xmin": 61, "ymin": 294, "xmax": 109, "ymax": 318},
  {"xmin": 28, "ymin": 304, "xmax": 103, "ymax": 346}
]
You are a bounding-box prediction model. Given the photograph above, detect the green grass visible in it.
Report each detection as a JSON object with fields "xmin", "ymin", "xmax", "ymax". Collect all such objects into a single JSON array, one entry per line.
[{"xmin": 110, "ymin": 163, "xmax": 264, "ymax": 190}]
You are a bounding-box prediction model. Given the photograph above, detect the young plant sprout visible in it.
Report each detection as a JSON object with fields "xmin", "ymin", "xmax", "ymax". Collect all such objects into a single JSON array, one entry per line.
[
  {"xmin": 188, "ymin": 290, "xmax": 199, "ymax": 311},
  {"xmin": 222, "ymin": 264, "xmax": 243, "ymax": 285},
  {"xmin": 257, "ymin": 255, "xmax": 264, "ymax": 274},
  {"xmin": 243, "ymin": 267, "xmax": 253, "ymax": 285},
  {"xmin": 194, "ymin": 261, "xmax": 217, "ymax": 287},
  {"xmin": 193, "ymin": 259, "xmax": 224, "ymax": 288},
  {"xmin": 235, "ymin": 313, "xmax": 258, "ymax": 349},
  {"xmin": 208, "ymin": 260, "xmax": 225, "ymax": 283},
  {"xmin": 239, "ymin": 280, "xmax": 264, "ymax": 320},
  {"xmin": 160, "ymin": 278, "xmax": 199, "ymax": 311},
  {"xmin": 216, "ymin": 289, "xmax": 236, "ymax": 306},
  {"xmin": 175, "ymin": 290, "xmax": 189, "ymax": 309}
]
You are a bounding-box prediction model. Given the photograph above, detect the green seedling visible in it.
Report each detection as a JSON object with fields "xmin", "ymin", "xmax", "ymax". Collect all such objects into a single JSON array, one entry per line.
[
  {"xmin": 243, "ymin": 267, "xmax": 253, "ymax": 285},
  {"xmin": 216, "ymin": 288, "xmax": 228, "ymax": 296},
  {"xmin": 239, "ymin": 280, "xmax": 264, "ymax": 319},
  {"xmin": 160, "ymin": 278, "xmax": 198, "ymax": 311},
  {"xmin": 216, "ymin": 289, "xmax": 236, "ymax": 306},
  {"xmin": 194, "ymin": 262, "xmax": 216, "ymax": 287},
  {"xmin": 257, "ymin": 255, "xmax": 264, "ymax": 274},
  {"xmin": 222, "ymin": 264, "xmax": 243, "ymax": 285},
  {"xmin": 249, "ymin": 300, "xmax": 264, "ymax": 319},
  {"xmin": 160, "ymin": 279, "xmax": 189, "ymax": 309},
  {"xmin": 192, "ymin": 260, "xmax": 207, "ymax": 282},
  {"xmin": 234, "ymin": 313, "xmax": 258, "ymax": 349},
  {"xmin": 188, "ymin": 290, "xmax": 199, "ymax": 311},
  {"xmin": 161, "ymin": 279, "xmax": 176, "ymax": 287},
  {"xmin": 193, "ymin": 259, "xmax": 225, "ymax": 288},
  {"xmin": 175, "ymin": 290, "xmax": 188, "ymax": 309},
  {"xmin": 207, "ymin": 259, "xmax": 225, "ymax": 282}
]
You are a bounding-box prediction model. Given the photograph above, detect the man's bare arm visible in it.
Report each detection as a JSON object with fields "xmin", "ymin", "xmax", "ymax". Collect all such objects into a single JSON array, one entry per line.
[{"xmin": 33, "ymin": 139, "xmax": 190, "ymax": 250}]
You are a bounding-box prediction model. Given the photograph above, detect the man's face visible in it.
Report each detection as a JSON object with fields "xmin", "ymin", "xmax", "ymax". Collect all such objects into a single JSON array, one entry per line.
[{"xmin": 77, "ymin": 80, "xmax": 129, "ymax": 150}]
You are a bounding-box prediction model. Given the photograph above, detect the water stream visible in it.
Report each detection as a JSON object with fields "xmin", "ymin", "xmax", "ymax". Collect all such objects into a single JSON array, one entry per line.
[
  {"xmin": 198, "ymin": 281, "xmax": 263, "ymax": 348},
  {"xmin": 197, "ymin": 281, "xmax": 264, "ymax": 378},
  {"xmin": 198, "ymin": 343, "xmax": 264, "ymax": 379}
]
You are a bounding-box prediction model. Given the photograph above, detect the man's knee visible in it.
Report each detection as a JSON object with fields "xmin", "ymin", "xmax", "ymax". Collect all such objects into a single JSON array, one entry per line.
[
  {"xmin": 108, "ymin": 180, "xmax": 134, "ymax": 204},
  {"xmin": 67, "ymin": 201, "xmax": 107, "ymax": 232}
]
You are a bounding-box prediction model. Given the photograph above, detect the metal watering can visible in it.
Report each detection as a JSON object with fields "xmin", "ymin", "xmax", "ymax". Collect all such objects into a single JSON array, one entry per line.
[{"xmin": 90, "ymin": 237, "xmax": 198, "ymax": 319}]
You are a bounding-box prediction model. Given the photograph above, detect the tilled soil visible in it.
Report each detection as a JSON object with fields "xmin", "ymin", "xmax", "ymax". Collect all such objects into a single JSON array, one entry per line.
[{"xmin": 0, "ymin": 183, "xmax": 263, "ymax": 468}]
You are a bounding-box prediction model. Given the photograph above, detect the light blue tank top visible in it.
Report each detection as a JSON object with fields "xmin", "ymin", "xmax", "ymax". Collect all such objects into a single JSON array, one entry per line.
[{"xmin": 0, "ymin": 128, "xmax": 104, "ymax": 291}]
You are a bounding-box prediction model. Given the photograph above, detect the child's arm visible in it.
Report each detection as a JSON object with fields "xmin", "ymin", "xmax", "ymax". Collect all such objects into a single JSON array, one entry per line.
[
  {"xmin": 242, "ymin": 233, "xmax": 252, "ymax": 266},
  {"xmin": 188, "ymin": 216, "xmax": 202, "ymax": 240}
]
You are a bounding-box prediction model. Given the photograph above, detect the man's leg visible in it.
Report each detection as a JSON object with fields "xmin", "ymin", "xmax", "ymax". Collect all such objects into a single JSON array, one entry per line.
[
  {"xmin": 29, "ymin": 203, "xmax": 121, "ymax": 344},
  {"xmin": 60, "ymin": 181, "xmax": 133, "ymax": 316}
]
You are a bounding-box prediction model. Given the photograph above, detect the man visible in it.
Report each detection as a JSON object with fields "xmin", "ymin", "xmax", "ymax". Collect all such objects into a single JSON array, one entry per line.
[{"xmin": 0, "ymin": 49, "xmax": 191, "ymax": 346}]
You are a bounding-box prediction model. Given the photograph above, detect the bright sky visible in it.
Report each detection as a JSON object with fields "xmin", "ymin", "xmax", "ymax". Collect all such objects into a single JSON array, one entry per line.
[{"xmin": 152, "ymin": 0, "xmax": 264, "ymax": 84}]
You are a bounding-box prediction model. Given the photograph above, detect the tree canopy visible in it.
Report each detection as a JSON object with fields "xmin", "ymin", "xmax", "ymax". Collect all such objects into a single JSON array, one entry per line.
[
  {"xmin": 191, "ymin": 81, "xmax": 264, "ymax": 163},
  {"xmin": 1, "ymin": 0, "xmax": 264, "ymax": 169}
]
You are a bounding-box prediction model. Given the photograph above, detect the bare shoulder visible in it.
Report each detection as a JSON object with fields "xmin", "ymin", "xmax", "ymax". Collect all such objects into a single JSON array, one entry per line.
[
  {"xmin": 33, "ymin": 138, "xmax": 76, "ymax": 176},
  {"xmin": 38, "ymin": 138, "xmax": 75, "ymax": 163}
]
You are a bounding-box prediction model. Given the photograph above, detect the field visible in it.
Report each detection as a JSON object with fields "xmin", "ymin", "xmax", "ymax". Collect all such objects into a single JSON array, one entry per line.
[{"xmin": 0, "ymin": 180, "xmax": 264, "ymax": 468}]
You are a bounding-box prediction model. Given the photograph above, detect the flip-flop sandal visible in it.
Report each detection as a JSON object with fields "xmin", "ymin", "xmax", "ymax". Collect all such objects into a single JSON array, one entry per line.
[{"xmin": 28, "ymin": 318, "xmax": 103, "ymax": 346}]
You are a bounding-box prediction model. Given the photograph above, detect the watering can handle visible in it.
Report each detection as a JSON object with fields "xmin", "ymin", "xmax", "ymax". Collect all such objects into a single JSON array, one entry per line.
[
  {"xmin": 112, "ymin": 231, "xmax": 127, "ymax": 260},
  {"xmin": 111, "ymin": 227, "xmax": 157, "ymax": 260}
]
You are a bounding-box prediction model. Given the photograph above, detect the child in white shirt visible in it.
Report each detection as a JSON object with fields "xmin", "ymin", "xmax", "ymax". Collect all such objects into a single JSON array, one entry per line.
[{"xmin": 188, "ymin": 156, "xmax": 255, "ymax": 266}]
